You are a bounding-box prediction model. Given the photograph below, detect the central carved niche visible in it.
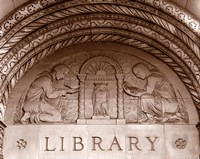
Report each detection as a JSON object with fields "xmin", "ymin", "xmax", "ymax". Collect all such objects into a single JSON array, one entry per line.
[
  {"xmin": 15, "ymin": 52, "xmax": 189, "ymax": 125},
  {"xmin": 78, "ymin": 56, "xmax": 124, "ymax": 120}
]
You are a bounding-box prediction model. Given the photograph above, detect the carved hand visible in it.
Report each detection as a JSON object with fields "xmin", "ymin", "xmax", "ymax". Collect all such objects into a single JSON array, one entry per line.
[
  {"xmin": 122, "ymin": 82, "xmax": 131, "ymax": 94},
  {"xmin": 123, "ymin": 82, "xmax": 140, "ymax": 96},
  {"xmin": 66, "ymin": 87, "xmax": 79, "ymax": 94}
]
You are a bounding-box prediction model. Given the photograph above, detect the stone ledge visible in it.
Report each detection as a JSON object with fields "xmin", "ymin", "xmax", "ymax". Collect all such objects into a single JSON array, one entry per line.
[{"xmin": 77, "ymin": 119, "xmax": 126, "ymax": 125}]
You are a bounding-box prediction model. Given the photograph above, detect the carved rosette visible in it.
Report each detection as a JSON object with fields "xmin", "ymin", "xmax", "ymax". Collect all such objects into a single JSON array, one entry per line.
[
  {"xmin": 116, "ymin": 74, "xmax": 124, "ymax": 119},
  {"xmin": 78, "ymin": 74, "xmax": 87, "ymax": 119}
]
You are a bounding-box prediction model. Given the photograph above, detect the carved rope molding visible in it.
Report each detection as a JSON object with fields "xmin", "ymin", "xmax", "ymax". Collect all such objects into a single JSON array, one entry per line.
[
  {"xmin": 0, "ymin": 1, "xmax": 199, "ymax": 76},
  {"xmin": 1, "ymin": 1, "xmax": 200, "ymax": 60},
  {"xmin": 0, "ymin": 0, "xmax": 200, "ymax": 40},
  {"xmin": 0, "ymin": 23, "xmax": 200, "ymax": 112},
  {"xmin": 138, "ymin": 0, "xmax": 200, "ymax": 36},
  {"xmin": 0, "ymin": 122, "xmax": 6, "ymax": 159},
  {"xmin": 1, "ymin": 12, "xmax": 200, "ymax": 67},
  {"xmin": 0, "ymin": 1, "xmax": 199, "ymax": 114},
  {"xmin": 1, "ymin": 29, "xmax": 200, "ymax": 114},
  {"xmin": 0, "ymin": 2, "xmax": 199, "ymax": 83},
  {"xmin": 0, "ymin": 15, "xmax": 199, "ymax": 93},
  {"xmin": 0, "ymin": 13, "xmax": 199, "ymax": 73}
]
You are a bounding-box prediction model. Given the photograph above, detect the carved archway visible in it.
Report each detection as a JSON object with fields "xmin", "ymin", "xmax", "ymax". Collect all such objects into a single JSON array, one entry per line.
[
  {"xmin": 78, "ymin": 56, "xmax": 124, "ymax": 121},
  {"xmin": 0, "ymin": 0, "xmax": 200, "ymax": 118},
  {"xmin": 80, "ymin": 56, "xmax": 123, "ymax": 74},
  {"xmin": 0, "ymin": 1, "xmax": 200, "ymax": 157}
]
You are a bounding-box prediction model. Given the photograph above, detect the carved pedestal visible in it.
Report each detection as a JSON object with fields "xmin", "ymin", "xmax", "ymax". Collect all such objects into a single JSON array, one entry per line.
[{"xmin": 78, "ymin": 119, "xmax": 125, "ymax": 125}]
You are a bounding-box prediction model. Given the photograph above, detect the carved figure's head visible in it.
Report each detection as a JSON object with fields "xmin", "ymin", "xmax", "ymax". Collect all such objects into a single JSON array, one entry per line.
[
  {"xmin": 53, "ymin": 64, "xmax": 69, "ymax": 80},
  {"xmin": 132, "ymin": 63, "xmax": 150, "ymax": 80}
]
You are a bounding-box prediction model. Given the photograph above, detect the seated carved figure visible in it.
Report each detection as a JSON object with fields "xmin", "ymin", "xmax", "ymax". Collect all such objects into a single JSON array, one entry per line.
[
  {"xmin": 123, "ymin": 63, "xmax": 188, "ymax": 123},
  {"xmin": 20, "ymin": 64, "xmax": 78, "ymax": 124},
  {"xmin": 92, "ymin": 83, "xmax": 110, "ymax": 117}
]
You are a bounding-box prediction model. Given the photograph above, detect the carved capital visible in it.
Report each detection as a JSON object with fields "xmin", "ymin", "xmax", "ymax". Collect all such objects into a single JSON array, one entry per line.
[
  {"xmin": 116, "ymin": 74, "xmax": 124, "ymax": 81},
  {"xmin": 78, "ymin": 74, "xmax": 87, "ymax": 82}
]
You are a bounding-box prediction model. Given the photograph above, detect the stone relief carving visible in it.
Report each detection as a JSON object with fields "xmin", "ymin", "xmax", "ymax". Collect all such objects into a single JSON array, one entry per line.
[
  {"xmin": 19, "ymin": 64, "xmax": 79, "ymax": 124},
  {"xmin": 175, "ymin": 138, "xmax": 187, "ymax": 149},
  {"xmin": 123, "ymin": 63, "xmax": 189, "ymax": 123},
  {"xmin": 79, "ymin": 56, "xmax": 122, "ymax": 120},
  {"xmin": 0, "ymin": 0, "xmax": 199, "ymax": 120},
  {"xmin": 92, "ymin": 83, "xmax": 110, "ymax": 118},
  {"xmin": 16, "ymin": 139, "xmax": 27, "ymax": 150},
  {"xmin": 0, "ymin": 0, "xmax": 200, "ymax": 112},
  {"xmin": 15, "ymin": 53, "xmax": 189, "ymax": 124}
]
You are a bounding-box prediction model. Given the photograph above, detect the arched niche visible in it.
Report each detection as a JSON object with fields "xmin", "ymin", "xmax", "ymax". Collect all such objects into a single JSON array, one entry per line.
[
  {"xmin": 4, "ymin": 42, "xmax": 198, "ymax": 125},
  {"xmin": 78, "ymin": 56, "xmax": 124, "ymax": 122}
]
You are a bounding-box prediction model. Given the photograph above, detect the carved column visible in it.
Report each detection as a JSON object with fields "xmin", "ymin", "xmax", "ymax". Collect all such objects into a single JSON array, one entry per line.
[
  {"xmin": 116, "ymin": 74, "xmax": 124, "ymax": 119},
  {"xmin": 78, "ymin": 74, "xmax": 86, "ymax": 119},
  {"xmin": 0, "ymin": 122, "xmax": 6, "ymax": 159}
]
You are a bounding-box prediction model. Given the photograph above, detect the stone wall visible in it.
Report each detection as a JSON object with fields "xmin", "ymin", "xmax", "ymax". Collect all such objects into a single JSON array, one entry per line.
[{"xmin": 3, "ymin": 124, "xmax": 199, "ymax": 159}]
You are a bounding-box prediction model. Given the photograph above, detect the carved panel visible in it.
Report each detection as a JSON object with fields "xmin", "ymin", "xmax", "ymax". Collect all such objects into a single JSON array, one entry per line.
[
  {"xmin": 123, "ymin": 63, "xmax": 189, "ymax": 123},
  {"xmin": 14, "ymin": 52, "xmax": 190, "ymax": 124},
  {"xmin": 16, "ymin": 64, "xmax": 79, "ymax": 124},
  {"xmin": 79, "ymin": 56, "xmax": 123, "ymax": 120},
  {"xmin": 0, "ymin": 0, "xmax": 200, "ymax": 120}
]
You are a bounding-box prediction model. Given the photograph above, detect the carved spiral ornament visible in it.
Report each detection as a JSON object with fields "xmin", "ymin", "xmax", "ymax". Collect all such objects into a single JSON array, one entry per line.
[{"xmin": 0, "ymin": 0, "xmax": 200, "ymax": 118}]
